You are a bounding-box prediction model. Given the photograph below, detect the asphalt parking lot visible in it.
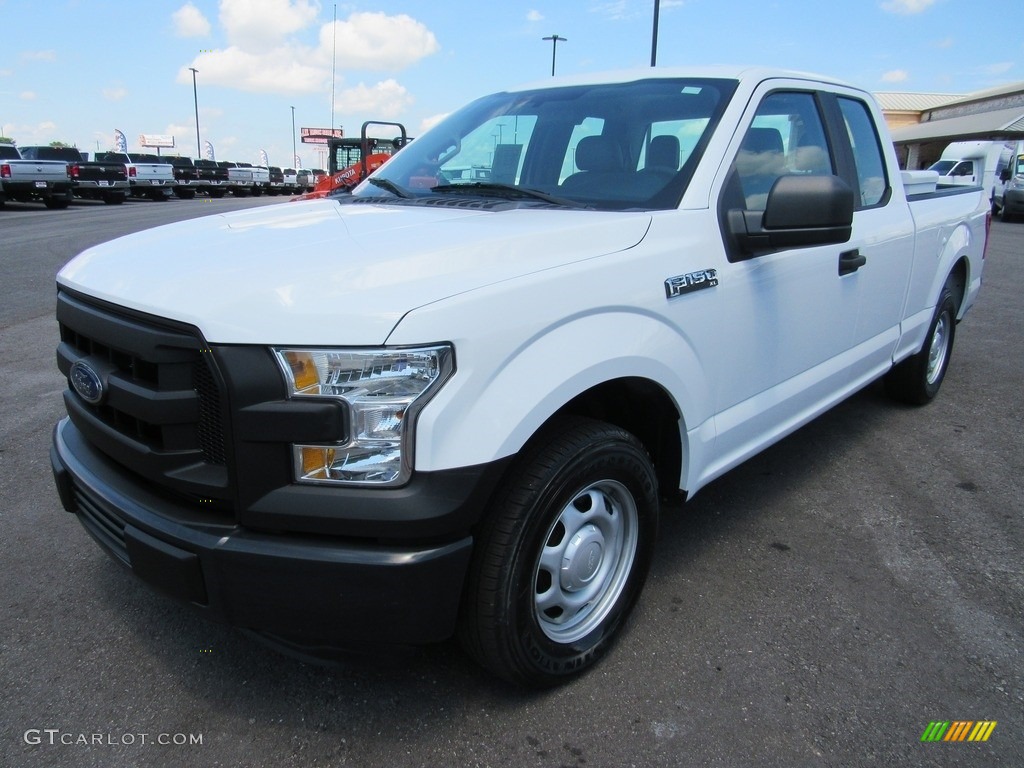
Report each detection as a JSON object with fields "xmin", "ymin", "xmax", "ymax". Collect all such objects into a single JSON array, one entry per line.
[{"xmin": 1, "ymin": 198, "xmax": 1021, "ymax": 768}]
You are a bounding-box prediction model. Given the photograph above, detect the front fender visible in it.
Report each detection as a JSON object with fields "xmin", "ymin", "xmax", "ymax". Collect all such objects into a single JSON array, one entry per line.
[{"xmin": 405, "ymin": 307, "xmax": 714, "ymax": 485}]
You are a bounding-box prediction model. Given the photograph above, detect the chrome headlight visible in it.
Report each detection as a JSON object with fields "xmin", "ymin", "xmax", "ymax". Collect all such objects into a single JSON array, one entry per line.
[{"xmin": 273, "ymin": 345, "xmax": 454, "ymax": 486}]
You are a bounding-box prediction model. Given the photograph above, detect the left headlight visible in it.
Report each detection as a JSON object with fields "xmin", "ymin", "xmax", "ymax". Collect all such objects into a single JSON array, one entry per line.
[{"xmin": 273, "ymin": 345, "xmax": 454, "ymax": 486}]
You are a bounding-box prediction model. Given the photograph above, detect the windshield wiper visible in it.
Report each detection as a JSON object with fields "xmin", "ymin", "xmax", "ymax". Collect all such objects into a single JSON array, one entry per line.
[
  {"xmin": 367, "ymin": 177, "xmax": 414, "ymax": 199},
  {"xmin": 431, "ymin": 182, "xmax": 586, "ymax": 208}
]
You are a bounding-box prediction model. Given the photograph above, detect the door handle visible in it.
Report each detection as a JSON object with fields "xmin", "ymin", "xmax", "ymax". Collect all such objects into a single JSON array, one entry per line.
[{"xmin": 838, "ymin": 248, "xmax": 866, "ymax": 276}]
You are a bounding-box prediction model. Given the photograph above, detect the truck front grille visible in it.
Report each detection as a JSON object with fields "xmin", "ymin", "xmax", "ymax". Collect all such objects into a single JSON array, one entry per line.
[{"xmin": 56, "ymin": 290, "xmax": 233, "ymax": 512}]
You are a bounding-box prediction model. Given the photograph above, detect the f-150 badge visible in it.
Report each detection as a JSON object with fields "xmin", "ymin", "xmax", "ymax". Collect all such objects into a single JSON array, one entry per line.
[{"xmin": 665, "ymin": 269, "xmax": 718, "ymax": 299}]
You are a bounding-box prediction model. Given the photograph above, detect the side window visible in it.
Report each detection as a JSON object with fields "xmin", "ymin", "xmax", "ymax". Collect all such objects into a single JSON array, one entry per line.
[
  {"xmin": 729, "ymin": 91, "xmax": 833, "ymax": 211},
  {"xmin": 951, "ymin": 161, "xmax": 974, "ymax": 178},
  {"xmin": 838, "ymin": 97, "xmax": 889, "ymax": 208}
]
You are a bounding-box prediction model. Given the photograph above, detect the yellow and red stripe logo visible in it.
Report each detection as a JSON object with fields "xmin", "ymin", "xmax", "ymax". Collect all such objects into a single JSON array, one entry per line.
[{"xmin": 921, "ymin": 721, "xmax": 997, "ymax": 742}]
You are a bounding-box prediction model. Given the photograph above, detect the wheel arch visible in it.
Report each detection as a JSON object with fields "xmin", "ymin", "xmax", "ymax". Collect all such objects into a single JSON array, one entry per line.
[
  {"xmin": 554, "ymin": 377, "xmax": 683, "ymax": 499},
  {"xmin": 946, "ymin": 255, "xmax": 968, "ymax": 318}
]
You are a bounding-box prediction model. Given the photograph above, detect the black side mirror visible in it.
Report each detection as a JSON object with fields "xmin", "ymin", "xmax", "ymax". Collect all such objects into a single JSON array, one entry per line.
[
  {"xmin": 728, "ymin": 174, "xmax": 854, "ymax": 256},
  {"xmin": 1001, "ymin": 168, "xmax": 1012, "ymax": 182}
]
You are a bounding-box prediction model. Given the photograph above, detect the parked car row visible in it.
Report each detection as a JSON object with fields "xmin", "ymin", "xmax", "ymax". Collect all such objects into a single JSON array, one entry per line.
[{"xmin": 0, "ymin": 143, "xmax": 324, "ymax": 208}]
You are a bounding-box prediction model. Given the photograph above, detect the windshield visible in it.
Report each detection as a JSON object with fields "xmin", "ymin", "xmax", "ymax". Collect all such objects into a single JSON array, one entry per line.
[
  {"xmin": 352, "ymin": 77, "xmax": 737, "ymax": 211},
  {"xmin": 928, "ymin": 160, "xmax": 956, "ymax": 175}
]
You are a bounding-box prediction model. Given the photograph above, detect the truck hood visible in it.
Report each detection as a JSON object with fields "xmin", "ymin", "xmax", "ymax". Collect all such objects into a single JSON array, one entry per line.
[{"xmin": 57, "ymin": 199, "xmax": 651, "ymax": 345}]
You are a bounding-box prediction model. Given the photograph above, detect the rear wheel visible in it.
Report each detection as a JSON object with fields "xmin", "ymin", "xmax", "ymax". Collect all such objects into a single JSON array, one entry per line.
[
  {"xmin": 459, "ymin": 416, "xmax": 659, "ymax": 687},
  {"xmin": 885, "ymin": 280, "xmax": 957, "ymax": 404},
  {"xmin": 44, "ymin": 194, "xmax": 71, "ymax": 209}
]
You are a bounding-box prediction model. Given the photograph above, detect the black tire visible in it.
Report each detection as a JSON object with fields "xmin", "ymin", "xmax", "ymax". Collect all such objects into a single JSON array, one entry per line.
[
  {"xmin": 210, "ymin": 189, "xmax": 227, "ymax": 198},
  {"xmin": 1001, "ymin": 205, "xmax": 1016, "ymax": 223},
  {"xmin": 44, "ymin": 194, "xmax": 71, "ymax": 209},
  {"xmin": 885, "ymin": 280, "xmax": 958, "ymax": 405},
  {"xmin": 459, "ymin": 415, "xmax": 659, "ymax": 687},
  {"xmin": 102, "ymin": 193, "xmax": 125, "ymax": 205},
  {"xmin": 175, "ymin": 189, "xmax": 196, "ymax": 200}
]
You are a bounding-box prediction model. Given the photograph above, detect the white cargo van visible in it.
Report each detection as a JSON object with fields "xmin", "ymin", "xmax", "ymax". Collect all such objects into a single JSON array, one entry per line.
[
  {"xmin": 929, "ymin": 141, "xmax": 1013, "ymax": 195},
  {"xmin": 991, "ymin": 141, "xmax": 1024, "ymax": 217}
]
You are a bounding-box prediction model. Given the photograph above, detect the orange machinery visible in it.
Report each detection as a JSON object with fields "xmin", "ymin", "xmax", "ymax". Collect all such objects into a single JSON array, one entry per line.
[{"xmin": 294, "ymin": 121, "xmax": 409, "ymax": 201}]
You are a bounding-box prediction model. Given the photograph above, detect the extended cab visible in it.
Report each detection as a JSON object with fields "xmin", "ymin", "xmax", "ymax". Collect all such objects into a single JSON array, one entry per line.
[
  {"xmin": 50, "ymin": 68, "xmax": 988, "ymax": 687},
  {"xmin": 19, "ymin": 146, "xmax": 129, "ymax": 205},
  {"xmin": 0, "ymin": 143, "xmax": 72, "ymax": 208}
]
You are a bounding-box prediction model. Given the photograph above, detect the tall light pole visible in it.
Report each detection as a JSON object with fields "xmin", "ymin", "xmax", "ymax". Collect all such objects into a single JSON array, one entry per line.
[
  {"xmin": 543, "ymin": 34, "xmax": 567, "ymax": 77},
  {"xmin": 651, "ymin": 0, "xmax": 660, "ymax": 67},
  {"xmin": 290, "ymin": 105, "xmax": 297, "ymax": 168},
  {"xmin": 189, "ymin": 67, "xmax": 201, "ymax": 158}
]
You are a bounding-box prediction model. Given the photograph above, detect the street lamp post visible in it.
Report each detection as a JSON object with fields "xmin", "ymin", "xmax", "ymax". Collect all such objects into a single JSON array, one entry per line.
[
  {"xmin": 189, "ymin": 67, "xmax": 201, "ymax": 158},
  {"xmin": 291, "ymin": 106, "xmax": 297, "ymax": 168},
  {"xmin": 542, "ymin": 34, "xmax": 567, "ymax": 77},
  {"xmin": 651, "ymin": 0, "xmax": 661, "ymax": 67}
]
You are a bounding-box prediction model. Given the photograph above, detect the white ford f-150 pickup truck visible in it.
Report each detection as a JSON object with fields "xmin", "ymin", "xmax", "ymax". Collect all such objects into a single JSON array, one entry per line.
[{"xmin": 50, "ymin": 67, "xmax": 988, "ymax": 687}]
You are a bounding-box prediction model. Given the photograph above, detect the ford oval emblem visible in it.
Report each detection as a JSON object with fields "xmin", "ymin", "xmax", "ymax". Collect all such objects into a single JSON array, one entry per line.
[{"xmin": 69, "ymin": 361, "xmax": 105, "ymax": 405}]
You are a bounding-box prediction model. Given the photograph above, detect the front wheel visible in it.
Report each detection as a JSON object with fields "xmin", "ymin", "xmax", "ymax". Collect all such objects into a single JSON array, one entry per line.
[
  {"xmin": 459, "ymin": 416, "xmax": 659, "ymax": 687},
  {"xmin": 885, "ymin": 281, "xmax": 958, "ymax": 404}
]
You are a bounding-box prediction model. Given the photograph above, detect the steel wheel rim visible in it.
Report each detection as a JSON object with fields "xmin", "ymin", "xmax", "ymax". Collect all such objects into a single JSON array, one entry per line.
[
  {"xmin": 533, "ymin": 479, "xmax": 639, "ymax": 644},
  {"xmin": 926, "ymin": 312, "xmax": 951, "ymax": 385}
]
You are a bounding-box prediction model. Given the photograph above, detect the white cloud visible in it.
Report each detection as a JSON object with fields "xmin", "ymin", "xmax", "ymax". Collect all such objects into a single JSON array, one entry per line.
[
  {"xmin": 10, "ymin": 121, "xmax": 59, "ymax": 145},
  {"xmin": 20, "ymin": 91, "xmax": 37, "ymax": 100},
  {"xmin": 591, "ymin": 2, "xmax": 633, "ymax": 21},
  {"xmin": 173, "ymin": 3, "xmax": 211, "ymax": 37},
  {"xmin": 103, "ymin": 86, "xmax": 127, "ymax": 101},
  {"xmin": 318, "ymin": 12, "xmax": 440, "ymax": 71},
  {"xmin": 177, "ymin": 10, "xmax": 438, "ymax": 97},
  {"xmin": 982, "ymin": 62, "xmax": 1014, "ymax": 75},
  {"xmin": 164, "ymin": 123, "xmax": 199, "ymax": 150},
  {"xmin": 420, "ymin": 113, "xmax": 449, "ymax": 133},
  {"xmin": 880, "ymin": 0, "xmax": 936, "ymax": 14},
  {"xmin": 527, "ymin": 10, "xmax": 544, "ymax": 22},
  {"xmin": 882, "ymin": 69, "xmax": 909, "ymax": 83},
  {"xmin": 219, "ymin": 0, "xmax": 318, "ymax": 49},
  {"xmin": 335, "ymin": 80, "xmax": 413, "ymax": 119},
  {"xmin": 179, "ymin": 46, "xmax": 328, "ymax": 94},
  {"xmin": 22, "ymin": 50, "xmax": 56, "ymax": 62}
]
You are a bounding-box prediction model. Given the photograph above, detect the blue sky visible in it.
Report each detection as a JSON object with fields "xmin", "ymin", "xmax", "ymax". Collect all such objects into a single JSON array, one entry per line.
[{"xmin": 0, "ymin": 0, "xmax": 1017, "ymax": 168}]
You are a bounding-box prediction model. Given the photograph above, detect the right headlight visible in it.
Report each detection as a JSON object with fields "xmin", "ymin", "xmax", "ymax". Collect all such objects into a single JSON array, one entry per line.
[{"xmin": 273, "ymin": 345, "xmax": 454, "ymax": 486}]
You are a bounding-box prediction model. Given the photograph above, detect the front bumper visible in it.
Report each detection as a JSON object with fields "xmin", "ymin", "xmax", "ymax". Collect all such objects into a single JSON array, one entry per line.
[{"xmin": 51, "ymin": 417, "xmax": 484, "ymax": 648}]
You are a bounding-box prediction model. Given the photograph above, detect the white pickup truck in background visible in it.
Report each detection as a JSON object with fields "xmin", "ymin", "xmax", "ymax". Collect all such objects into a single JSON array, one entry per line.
[
  {"xmin": 95, "ymin": 152, "xmax": 175, "ymax": 201},
  {"xmin": 0, "ymin": 142, "xmax": 72, "ymax": 208},
  {"xmin": 50, "ymin": 67, "xmax": 988, "ymax": 687}
]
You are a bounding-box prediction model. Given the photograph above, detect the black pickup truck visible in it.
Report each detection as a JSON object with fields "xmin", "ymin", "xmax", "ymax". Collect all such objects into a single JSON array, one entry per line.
[
  {"xmin": 169, "ymin": 157, "xmax": 200, "ymax": 199},
  {"xmin": 194, "ymin": 159, "xmax": 229, "ymax": 197},
  {"xmin": 19, "ymin": 146, "xmax": 129, "ymax": 204}
]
